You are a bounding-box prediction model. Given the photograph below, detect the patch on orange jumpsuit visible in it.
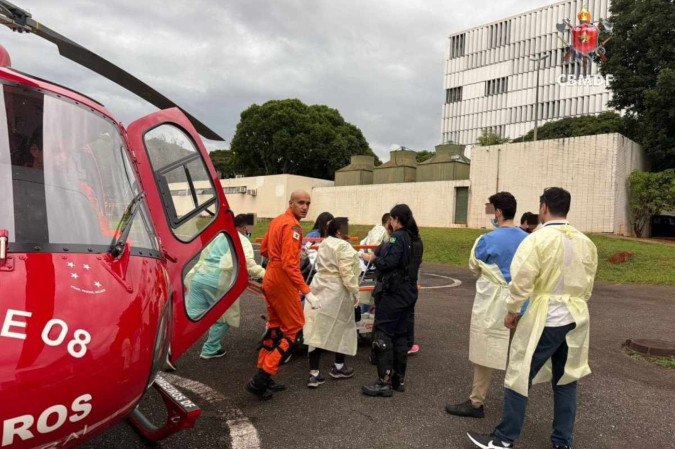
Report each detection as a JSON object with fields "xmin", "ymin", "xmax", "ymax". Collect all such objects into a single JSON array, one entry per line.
[{"xmin": 292, "ymin": 225, "xmax": 302, "ymax": 240}]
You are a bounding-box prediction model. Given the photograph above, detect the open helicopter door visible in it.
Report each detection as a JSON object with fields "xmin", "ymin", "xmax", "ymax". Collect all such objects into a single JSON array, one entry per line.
[{"xmin": 127, "ymin": 108, "xmax": 248, "ymax": 359}]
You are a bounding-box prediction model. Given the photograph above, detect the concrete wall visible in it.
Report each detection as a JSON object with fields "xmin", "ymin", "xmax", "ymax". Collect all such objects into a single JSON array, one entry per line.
[
  {"xmin": 309, "ymin": 180, "xmax": 471, "ymax": 227},
  {"xmin": 611, "ymin": 135, "xmax": 648, "ymax": 235},
  {"xmin": 170, "ymin": 174, "xmax": 333, "ymax": 220},
  {"xmin": 467, "ymin": 133, "xmax": 645, "ymax": 234},
  {"xmin": 220, "ymin": 175, "xmax": 333, "ymax": 218},
  {"xmin": 334, "ymin": 170, "xmax": 373, "ymax": 186}
]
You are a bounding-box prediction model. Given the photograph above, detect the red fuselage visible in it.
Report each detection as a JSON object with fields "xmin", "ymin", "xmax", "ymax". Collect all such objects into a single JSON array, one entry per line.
[{"xmin": 0, "ymin": 67, "xmax": 170, "ymax": 449}]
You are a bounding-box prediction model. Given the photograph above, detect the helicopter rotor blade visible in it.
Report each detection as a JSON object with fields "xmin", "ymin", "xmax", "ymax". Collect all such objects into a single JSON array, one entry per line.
[{"xmin": 0, "ymin": 1, "xmax": 223, "ymax": 141}]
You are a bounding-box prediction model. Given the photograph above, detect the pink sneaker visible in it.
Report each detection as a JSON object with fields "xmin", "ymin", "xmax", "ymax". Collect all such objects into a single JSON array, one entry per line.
[{"xmin": 407, "ymin": 344, "xmax": 420, "ymax": 355}]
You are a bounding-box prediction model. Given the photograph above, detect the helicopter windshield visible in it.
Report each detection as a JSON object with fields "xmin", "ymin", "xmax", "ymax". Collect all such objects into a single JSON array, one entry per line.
[{"xmin": 0, "ymin": 83, "xmax": 158, "ymax": 254}]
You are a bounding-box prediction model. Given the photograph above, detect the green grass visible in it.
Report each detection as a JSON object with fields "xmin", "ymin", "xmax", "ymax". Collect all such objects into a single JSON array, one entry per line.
[
  {"xmin": 248, "ymin": 220, "xmax": 675, "ymax": 285},
  {"xmin": 589, "ymin": 235, "xmax": 675, "ymax": 285},
  {"xmin": 626, "ymin": 349, "xmax": 675, "ymax": 370}
]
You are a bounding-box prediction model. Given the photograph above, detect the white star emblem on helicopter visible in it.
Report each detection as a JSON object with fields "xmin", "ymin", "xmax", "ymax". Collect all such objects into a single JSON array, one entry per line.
[
  {"xmin": 83, "ymin": 264, "xmax": 91, "ymax": 270},
  {"xmin": 94, "ymin": 281, "xmax": 102, "ymax": 288},
  {"xmin": 67, "ymin": 262, "xmax": 75, "ymax": 268},
  {"xmin": 70, "ymin": 273, "xmax": 79, "ymax": 279}
]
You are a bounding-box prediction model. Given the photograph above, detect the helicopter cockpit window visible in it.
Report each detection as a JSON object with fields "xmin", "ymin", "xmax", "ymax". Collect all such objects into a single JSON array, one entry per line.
[
  {"xmin": 183, "ymin": 232, "xmax": 238, "ymax": 321},
  {"xmin": 0, "ymin": 84, "xmax": 158, "ymax": 255},
  {"xmin": 143, "ymin": 124, "xmax": 217, "ymax": 242}
]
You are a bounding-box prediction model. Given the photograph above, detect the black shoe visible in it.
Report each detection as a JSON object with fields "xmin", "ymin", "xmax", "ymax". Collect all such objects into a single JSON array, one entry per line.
[
  {"xmin": 392, "ymin": 374, "xmax": 405, "ymax": 392},
  {"xmin": 466, "ymin": 432, "xmax": 513, "ymax": 448},
  {"xmin": 446, "ymin": 399, "xmax": 485, "ymax": 418},
  {"xmin": 361, "ymin": 379, "xmax": 393, "ymax": 397},
  {"xmin": 200, "ymin": 349, "xmax": 226, "ymax": 360},
  {"xmin": 246, "ymin": 380, "xmax": 273, "ymax": 400},
  {"xmin": 246, "ymin": 370, "xmax": 274, "ymax": 400},
  {"xmin": 552, "ymin": 444, "xmax": 570, "ymax": 449},
  {"xmin": 267, "ymin": 379, "xmax": 286, "ymax": 392}
]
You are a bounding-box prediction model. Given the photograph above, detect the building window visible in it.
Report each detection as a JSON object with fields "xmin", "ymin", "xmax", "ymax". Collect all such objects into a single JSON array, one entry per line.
[
  {"xmin": 485, "ymin": 77, "xmax": 509, "ymax": 96},
  {"xmin": 449, "ymin": 33, "xmax": 466, "ymax": 59},
  {"xmin": 488, "ymin": 20, "xmax": 510, "ymax": 49},
  {"xmin": 446, "ymin": 86, "xmax": 463, "ymax": 103}
]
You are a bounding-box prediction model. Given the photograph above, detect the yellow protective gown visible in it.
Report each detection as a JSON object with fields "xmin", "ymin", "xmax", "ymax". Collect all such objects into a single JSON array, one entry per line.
[
  {"xmin": 360, "ymin": 224, "xmax": 387, "ymax": 248},
  {"xmin": 468, "ymin": 236, "xmax": 511, "ymax": 370},
  {"xmin": 303, "ymin": 236, "xmax": 361, "ymax": 356},
  {"xmin": 505, "ymin": 223, "xmax": 598, "ymax": 397},
  {"xmin": 217, "ymin": 231, "xmax": 266, "ymax": 328}
]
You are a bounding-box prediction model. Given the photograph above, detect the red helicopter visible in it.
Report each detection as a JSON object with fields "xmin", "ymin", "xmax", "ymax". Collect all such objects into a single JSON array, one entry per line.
[{"xmin": 0, "ymin": 1, "xmax": 249, "ymax": 447}]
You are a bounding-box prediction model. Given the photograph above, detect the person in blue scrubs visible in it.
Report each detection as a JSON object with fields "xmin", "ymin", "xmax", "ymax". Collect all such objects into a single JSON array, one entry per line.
[{"xmin": 446, "ymin": 191, "xmax": 528, "ymax": 419}]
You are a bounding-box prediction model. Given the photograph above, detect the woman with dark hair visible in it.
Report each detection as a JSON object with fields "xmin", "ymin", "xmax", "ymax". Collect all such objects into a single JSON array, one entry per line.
[
  {"xmin": 303, "ymin": 217, "xmax": 361, "ymax": 387},
  {"xmin": 306, "ymin": 212, "xmax": 334, "ymax": 239},
  {"xmin": 360, "ymin": 204, "xmax": 423, "ymax": 397}
]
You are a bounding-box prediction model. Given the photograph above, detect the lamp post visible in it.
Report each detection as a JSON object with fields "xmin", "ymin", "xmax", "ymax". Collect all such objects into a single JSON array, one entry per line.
[{"xmin": 529, "ymin": 53, "xmax": 549, "ymax": 142}]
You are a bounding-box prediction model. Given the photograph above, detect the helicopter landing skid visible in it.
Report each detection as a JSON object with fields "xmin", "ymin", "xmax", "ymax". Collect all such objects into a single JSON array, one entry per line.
[{"xmin": 128, "ymin": 374, "xmax": 202, "ymax": 442}]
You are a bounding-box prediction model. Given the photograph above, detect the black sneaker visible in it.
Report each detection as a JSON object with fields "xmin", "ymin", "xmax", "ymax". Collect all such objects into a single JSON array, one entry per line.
[
  {"xmin": 329, "ymin": 365, "xmax": 354, "ymax": 379},
  {"xmin": 307, "ymin": 374, "xmax": 326, "ymax": 388},
  {"xmin": 267, "ymin": 379, "xmax": 286, "ymax": 392},
  {"xmin": 392, "ymin": 374, "xmax": 405, "ymax": 392},
  {"xmin": 361, "ymin": 379, "xmax": 393, "ymax": 397},
  {"xmin": 200, "ymin": 349, "xmax": 226, "ymax": 360},
  {"xmin": 466, "ymin": 432, "xmax": 513, "ymax": 449},
  {"xmin": 446, "ymin": 399, "xmax": 485, "ymax": 418}
]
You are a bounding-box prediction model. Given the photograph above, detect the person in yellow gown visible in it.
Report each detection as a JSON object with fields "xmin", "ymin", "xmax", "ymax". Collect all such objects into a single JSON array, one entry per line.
[{"xmin": 468, "ymin": 187, "xmax": 598, "ymax": 449}]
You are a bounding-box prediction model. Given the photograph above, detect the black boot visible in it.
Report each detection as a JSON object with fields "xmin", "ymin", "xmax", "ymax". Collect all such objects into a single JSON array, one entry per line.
[
  {"xmin": 361, "ymin": 379, "xmax": 393, "ymax": 397},
  {"xmin": 392, "ymin": 374, "xmax": 405, "ymax": 392},
  {"xmin": 246, "ymin": 369, "xmax": 274, "ymax": 400},
  {"xmin": 267, "ymin": 378, "xmax": 286, "ymax": 392}
]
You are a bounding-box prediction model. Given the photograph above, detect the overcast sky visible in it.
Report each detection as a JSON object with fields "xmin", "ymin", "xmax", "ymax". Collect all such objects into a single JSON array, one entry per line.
[{"xmin": 1, "ymin": 0, "xmax": 554, "ymax": 160}]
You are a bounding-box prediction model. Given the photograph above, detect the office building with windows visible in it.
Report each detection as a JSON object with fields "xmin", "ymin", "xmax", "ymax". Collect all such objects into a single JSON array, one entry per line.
[{"xmin": 442, "ymin": 0, "xmax": 612, "ymax": 145}]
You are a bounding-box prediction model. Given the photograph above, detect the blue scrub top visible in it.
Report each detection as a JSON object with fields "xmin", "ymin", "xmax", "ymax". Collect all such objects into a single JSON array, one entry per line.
[
  {"xmin": 474, "ymin": 226, "xmax": 528, "ymax": 283},
  {"xmin": 305, "ymin": 229, "xmax": 321, "ymax": 239},
  {"xmin": 193, "ymin": 235, "xmax": 231, "ymax": 288}
]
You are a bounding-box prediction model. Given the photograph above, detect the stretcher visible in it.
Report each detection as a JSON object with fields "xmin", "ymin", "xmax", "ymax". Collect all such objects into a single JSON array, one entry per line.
[{"xmin": 303, "ymin": 242, "xmax": 379, "ymax": 337}]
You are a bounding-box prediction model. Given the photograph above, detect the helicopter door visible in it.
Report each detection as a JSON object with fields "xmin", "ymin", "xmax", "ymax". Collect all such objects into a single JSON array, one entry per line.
[{"xmin": 127, "ymin": 108, "xmax": 248, "ymax": 358}]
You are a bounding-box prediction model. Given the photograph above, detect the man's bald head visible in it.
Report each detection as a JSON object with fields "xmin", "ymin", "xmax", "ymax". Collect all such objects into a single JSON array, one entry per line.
[{"xmin": 289, "ymin": 190, "xmax": 311, "ymax": 219}]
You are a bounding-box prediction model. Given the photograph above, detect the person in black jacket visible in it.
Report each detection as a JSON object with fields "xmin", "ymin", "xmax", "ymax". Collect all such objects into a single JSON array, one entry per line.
[{"xmin": 360, "ymin": 204, "xmax": 423, "ymax": 397}]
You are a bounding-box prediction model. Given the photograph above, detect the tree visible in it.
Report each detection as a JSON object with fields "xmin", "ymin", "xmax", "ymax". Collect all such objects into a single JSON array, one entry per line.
[
  {"xmin": 513, "ymin": 112, "xmax": 624, "ymax": 142},
  {"xmin": 415, "ymin": 150, "xmax": 434, "ymax": 163},
  {"xmin": 477, "ymin": 128, "xmax": 509, "ymax": 146},
  {"xmin": 208, "ymin": 149, "xmax": 236, "ymax": 178},
  {"xmin": 600, "ymin": 0, "xmax": 675, "ymax": 170},
  {"xmin": 230, "ymin": 99, "xmax": 379, "ymax": 180},
  {"xmin": 627, "ymin": 169, "xmax": 675, "ymax": 237}
]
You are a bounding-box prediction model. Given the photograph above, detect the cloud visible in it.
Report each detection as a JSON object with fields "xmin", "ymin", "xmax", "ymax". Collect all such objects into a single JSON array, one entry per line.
[{"xmin": 2, "ymin": 0, "xmax": 554, "ymax": 161}]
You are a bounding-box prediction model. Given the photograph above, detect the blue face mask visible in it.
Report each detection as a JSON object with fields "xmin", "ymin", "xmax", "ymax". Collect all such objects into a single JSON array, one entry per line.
[{"xmin": 491, "ymin": 218, "xmax": 499, "ymax": 228}]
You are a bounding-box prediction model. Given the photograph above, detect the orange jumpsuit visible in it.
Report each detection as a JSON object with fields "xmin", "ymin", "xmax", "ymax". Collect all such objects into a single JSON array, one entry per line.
[{"xmin": 258, "ymin": 209, "xmax": 311, "ymax": 375}]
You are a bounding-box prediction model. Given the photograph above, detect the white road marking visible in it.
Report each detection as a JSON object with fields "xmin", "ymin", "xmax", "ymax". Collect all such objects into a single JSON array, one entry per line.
[
  {"xmin": 419, "ymin": 273, "xmax": 462, "ymax": 289},
  {"xmin": 162, "ymin": 373, "xmax": 261, "ymax": 449}
]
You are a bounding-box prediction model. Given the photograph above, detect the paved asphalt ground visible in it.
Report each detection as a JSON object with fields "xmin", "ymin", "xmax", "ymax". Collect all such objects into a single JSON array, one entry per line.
[{"xmin": 83, "ymin": 264, "xmax": 675, "ymax": 449}]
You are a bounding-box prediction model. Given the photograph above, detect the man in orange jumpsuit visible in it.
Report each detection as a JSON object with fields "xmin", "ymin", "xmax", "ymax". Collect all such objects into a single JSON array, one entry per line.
[{"xmin": 246, "ymin": 190, "xmax": 321, "ymax": 399}]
